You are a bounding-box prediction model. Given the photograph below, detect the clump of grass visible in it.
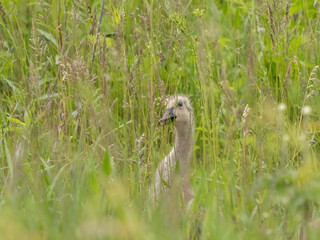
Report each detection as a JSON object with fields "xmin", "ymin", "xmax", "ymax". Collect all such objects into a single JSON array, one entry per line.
[{"xmin": 0, "ymin": 0, "xmax": 320, "ymax": 239}]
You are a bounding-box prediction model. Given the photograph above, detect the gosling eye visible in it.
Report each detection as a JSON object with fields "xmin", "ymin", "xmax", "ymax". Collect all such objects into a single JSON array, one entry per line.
[{"xmin": 177, "ymin": 102, "xmax": 183, "ymax": 107}]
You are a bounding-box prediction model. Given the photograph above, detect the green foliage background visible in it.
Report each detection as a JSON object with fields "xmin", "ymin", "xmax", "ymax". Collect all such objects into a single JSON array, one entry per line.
[{"xmin": 1, "ymin": 0, "xmax": 320, "ymax": 239}]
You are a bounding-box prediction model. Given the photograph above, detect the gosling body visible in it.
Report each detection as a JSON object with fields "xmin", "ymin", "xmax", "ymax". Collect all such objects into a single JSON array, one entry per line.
[{"xmin": 154, "ymin": 95, "xmax": 195, "ymax": 204}]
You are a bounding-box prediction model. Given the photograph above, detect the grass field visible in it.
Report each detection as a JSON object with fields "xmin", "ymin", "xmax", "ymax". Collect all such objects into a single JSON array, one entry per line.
[{"xmin": 1, "ymin": 0, "xmax": 320, "ymax": 239}]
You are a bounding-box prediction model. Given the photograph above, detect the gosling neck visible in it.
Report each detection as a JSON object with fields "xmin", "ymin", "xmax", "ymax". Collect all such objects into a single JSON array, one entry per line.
[{"xmin": 173, "ymin": 120, "xmax": 194, "ymax": 166}]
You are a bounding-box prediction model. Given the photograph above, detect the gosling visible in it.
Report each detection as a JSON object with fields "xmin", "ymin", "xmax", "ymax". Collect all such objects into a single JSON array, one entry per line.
[{"xmin": 153, "ymin": 94, "xmax": 195, "ymax": 205}]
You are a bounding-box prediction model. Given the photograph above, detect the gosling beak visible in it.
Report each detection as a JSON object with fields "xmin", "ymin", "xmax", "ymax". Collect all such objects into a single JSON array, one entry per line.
[{"xmin": 158, "ymin": 107, "xmax": 177, "ymax": 125}]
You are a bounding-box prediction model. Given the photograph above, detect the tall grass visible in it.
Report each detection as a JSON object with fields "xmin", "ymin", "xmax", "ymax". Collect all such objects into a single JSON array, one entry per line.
[{"xmin": 1, "ymin": 0, "xmax": 320, "ymax": 239}]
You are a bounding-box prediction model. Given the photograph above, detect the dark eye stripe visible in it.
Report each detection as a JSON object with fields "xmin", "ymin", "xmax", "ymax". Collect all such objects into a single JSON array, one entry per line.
[{"xmin": 178, "ymin": 102, "xmax": 183, "ymax": 107}]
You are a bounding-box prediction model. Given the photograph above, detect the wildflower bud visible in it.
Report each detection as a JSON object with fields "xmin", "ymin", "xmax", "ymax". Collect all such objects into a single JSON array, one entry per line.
[
  {"xmin": 299, "ymin": 134, "xmax": 306, "ymax": 142},
  {"xmin": 282, "ymin": 134, "xmax": 289, "ymax": 142},
  {"xmin": 278, "ymin": 103, "xmax": 286, "ymax": 112},
  {"xmin": 302, "ymin": 105, "xmax": 312, "ymax": 116}
]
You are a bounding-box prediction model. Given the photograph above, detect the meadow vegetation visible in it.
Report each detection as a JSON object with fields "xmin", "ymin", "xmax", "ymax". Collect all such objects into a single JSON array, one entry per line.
[{"xmin": 1, "ymin": 0, "xmax": 320, "ymax": 239}]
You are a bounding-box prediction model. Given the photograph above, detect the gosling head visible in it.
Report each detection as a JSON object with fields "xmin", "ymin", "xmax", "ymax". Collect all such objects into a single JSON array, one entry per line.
[{"xmin": 158, "ymin": 95, "xmax": 194, "ymax": 128}]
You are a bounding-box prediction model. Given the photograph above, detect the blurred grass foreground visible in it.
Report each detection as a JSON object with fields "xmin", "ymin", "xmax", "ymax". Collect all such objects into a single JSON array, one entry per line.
[{"xmin": 1, "ymin": 0, "xmax": 320, "ymax": 239}]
